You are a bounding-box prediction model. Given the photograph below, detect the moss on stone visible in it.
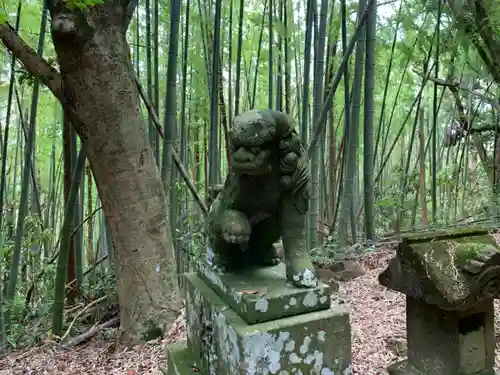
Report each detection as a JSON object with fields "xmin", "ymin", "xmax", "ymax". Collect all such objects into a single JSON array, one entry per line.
[
  {"xmin": 394, "ymin": 232, "xmax": 500, "ymax": 306},
  {"xmin": 165, "ymin": 340, "xmax": 202, "ymax": 375},
  {"xmin": 454, "ymin": 241, "xmax": 497, "ymax": 265},
  {"xmin": 402, "ymin": 227, "xmax": 489, "ymax": 244}
]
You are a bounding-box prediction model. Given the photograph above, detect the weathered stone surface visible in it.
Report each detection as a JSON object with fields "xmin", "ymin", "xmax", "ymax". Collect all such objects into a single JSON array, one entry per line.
[
  {"xmin": 387, "ymin": 297, "xmax": 496, "ymax": 375},
  {"xmin": 379, "ymin": 229, "xmax": 500, "ymax": 310},
  {"xmin": 197, "ymin": 261, "xmax": 331, "ymax": 324},
  {"xmin": 185, "ymin": 272, "xmax": 351, "ymax": 375},
  {"xmin": 397, "ymin": 227, "xmax": 490, "ymax": 243},
  {"xmin": 164, "ymin": 340, "xmax": 202, "ymax": 375},
  {"xmin": 379, "ymin": 228, "xmax": 500, "ymax": 375}
]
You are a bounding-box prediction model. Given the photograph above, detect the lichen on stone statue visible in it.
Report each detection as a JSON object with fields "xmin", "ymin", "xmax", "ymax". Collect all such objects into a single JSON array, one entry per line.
[{"xmin": 206, "ymin": 109, "xmax": 317, "ymax": 288}]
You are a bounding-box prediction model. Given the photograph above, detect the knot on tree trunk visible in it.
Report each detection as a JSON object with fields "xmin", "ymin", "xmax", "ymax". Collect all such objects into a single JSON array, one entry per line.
[
  {"xmin": 51, "ymin": 14, "xmax": 79, "ymax": 40},
  {"xmin": 52, "ymin": 13, "xmax": 77, "ymax": 34},
  {"xmin": 49, "ymin": 0, "xmax": 93, "ymax": 47}
]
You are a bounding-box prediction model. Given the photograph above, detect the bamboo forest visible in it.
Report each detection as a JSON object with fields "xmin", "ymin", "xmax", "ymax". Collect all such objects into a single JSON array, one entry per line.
[{"xmin": 0, "ymin": 0, "xmax": 499, "ymax": 373}]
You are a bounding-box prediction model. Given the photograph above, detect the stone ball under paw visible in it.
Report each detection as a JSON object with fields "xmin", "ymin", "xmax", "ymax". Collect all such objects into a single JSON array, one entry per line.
[{"xmin": 219, "ymin": 210, "xmax": 251, "ymax": 243}]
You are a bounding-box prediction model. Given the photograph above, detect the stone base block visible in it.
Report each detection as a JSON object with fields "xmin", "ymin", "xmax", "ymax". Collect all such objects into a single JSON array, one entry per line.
[
  {"xmin": 197, "ymin": 261, "xmax": 331, "ymax": 324},
  {"xmin": 164, "ymin": 340, "xmax": 204, "ymax": 375},
  {"xmin": 405, "ymin": 297, "xmax": 495, "ymax": 375},
  {"xmin": 387, "ymin": 360, "xmax": 421, "ymax": 375},
  {"xmin": 185, "ymin": 272, "xmax": 351, "ymax": 375},
  {"xmin": 388, "ymin": 360, "xmax": 498, "ymax": 375}
]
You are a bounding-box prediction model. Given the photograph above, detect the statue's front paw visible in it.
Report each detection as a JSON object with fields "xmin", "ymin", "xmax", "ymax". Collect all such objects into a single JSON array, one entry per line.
[
  {"xmin": 291, "ymin": 268, "xmax": 318, "ymax": 288},
  {"xmin": 286, "ymin": 259, "xmax": 318, "ymax": 288}
]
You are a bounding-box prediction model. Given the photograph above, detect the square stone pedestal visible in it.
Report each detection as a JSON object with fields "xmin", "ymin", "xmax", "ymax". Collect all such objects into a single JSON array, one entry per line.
[
  {"xmin": 197, "ymin": 261, "xmax": 332, "ymax": 324},
  {"xmin": 165, "ymin": 265, "xmax": 351, "ymax": 375},
  {"xmin": 388, "ymin": 297, "xmax": 497, "ymax": 375}
]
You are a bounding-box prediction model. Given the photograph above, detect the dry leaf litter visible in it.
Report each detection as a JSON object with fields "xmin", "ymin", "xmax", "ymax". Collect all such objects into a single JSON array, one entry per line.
[{"xmin": 2, "ymin": 242, "xmax": 500, "ymax": 374}]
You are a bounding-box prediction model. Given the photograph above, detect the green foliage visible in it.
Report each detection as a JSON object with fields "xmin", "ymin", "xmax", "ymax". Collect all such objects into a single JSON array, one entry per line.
[
  {"xmin": 1, "ymin": 215, "xmax": 52, "ymax": 266},
  {"xmin": 176, "ymin": 214, "xmax": 207, "ymax": 262},
  {"xmin": 67, "ymin": 0, "xmax": 104, "ymax": 10},
  {"xmin": 4, "ymin": 294, "xmax": 51, "ymax": 348},
  {"xmin": 1, "ymin": 260, "xmax": 117, "ymax": 349},
  {"xmin": 85, "ymin": 265, "xmax": 116, "ymax": 301},
  {"xmin": 23, "ymin": 215, "xmax": 54, "ymax": 248},
  {"xmin": 0, "ymin": 9, "xmax": 7, "ymax": 24}
]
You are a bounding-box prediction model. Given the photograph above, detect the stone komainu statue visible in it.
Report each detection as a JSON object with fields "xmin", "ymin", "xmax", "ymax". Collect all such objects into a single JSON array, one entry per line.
[{"xmin": 206, "ymin": 109, "xmax": 317, "ymax": 288}]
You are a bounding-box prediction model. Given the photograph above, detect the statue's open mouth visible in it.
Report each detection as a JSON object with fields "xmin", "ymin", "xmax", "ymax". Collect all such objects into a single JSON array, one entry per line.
[{"xmin": 235, "ymin": 165, "xmax": 271, "ymax": 176}]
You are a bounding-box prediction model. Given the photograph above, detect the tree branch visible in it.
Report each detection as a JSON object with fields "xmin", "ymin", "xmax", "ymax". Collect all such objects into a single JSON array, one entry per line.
[
  {"xmin": 0, "ymin": 22, "xmax": 62, "ymax": 100},
  {"xmin": 62, "ymin": 316, "xmax": 119, "ymax": 347},
  {"xmin": 470, "ymin": 124, "xmax": 500, "ymax": 133},
  {"xmin": 444, "ymin": 79, "xmax": 494, "ymax": 183},
  {"xmin": 412, "ymin": 69, "xmax": 499, "ymax": 109}
]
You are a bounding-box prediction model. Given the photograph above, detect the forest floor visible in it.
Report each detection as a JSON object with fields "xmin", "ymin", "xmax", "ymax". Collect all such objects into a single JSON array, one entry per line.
[{"xmin": 2, "ymin": 237, "xmax": 500, "ymax": 375}]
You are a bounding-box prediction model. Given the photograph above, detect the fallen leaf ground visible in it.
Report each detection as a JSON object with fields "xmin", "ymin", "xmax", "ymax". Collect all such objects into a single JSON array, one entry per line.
[{"xmin": 2, "ymin": 244, "xmax": 500, "ymax": 374}]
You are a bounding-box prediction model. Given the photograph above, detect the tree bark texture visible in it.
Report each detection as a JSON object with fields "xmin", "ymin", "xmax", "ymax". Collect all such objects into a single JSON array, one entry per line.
[{"xmin": 0, "ymin": 0, "xmax": 180, "ymax": 345}]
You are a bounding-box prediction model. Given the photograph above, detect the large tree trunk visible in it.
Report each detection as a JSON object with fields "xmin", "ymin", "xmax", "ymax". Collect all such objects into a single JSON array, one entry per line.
[
  {"xmin": 0, "ymin": 1, "xmax": 180, "ymax": 345},
  {"xmin": 51, "ymin": 2, "xmax": 180, "ymax": 344}
]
